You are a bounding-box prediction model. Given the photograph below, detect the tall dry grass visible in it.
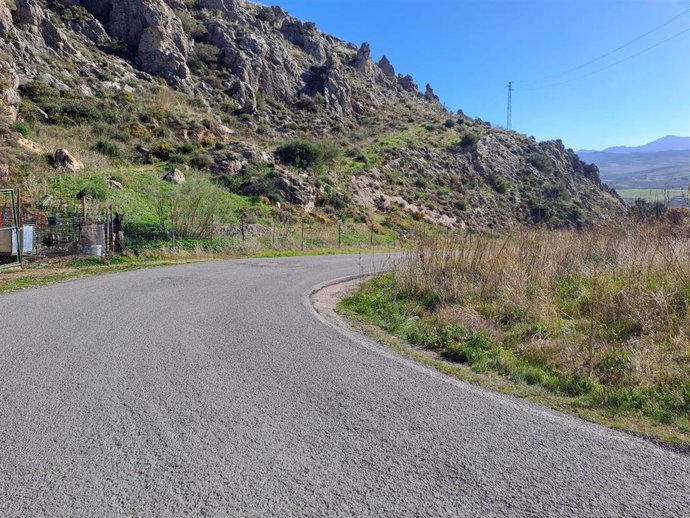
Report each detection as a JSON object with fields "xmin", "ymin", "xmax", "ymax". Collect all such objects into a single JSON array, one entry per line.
[{"xmin": 392, "ymin": 224, "xmax": 690, "ymax": 413}]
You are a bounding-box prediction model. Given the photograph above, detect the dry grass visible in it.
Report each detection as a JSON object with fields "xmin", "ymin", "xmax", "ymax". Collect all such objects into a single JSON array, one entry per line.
[
  {"xmin": 343, "ymin": 223, "xmax": 690, "ymax": 436},
  {"xmin": 397, "ymin": 225, "xmax": 690, "ymax": 385}
]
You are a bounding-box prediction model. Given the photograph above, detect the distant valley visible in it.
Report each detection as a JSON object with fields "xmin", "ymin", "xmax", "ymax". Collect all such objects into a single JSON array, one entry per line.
[{"xmin": 578, "ymin": 136, "xmax": 690, "ymax": 206}]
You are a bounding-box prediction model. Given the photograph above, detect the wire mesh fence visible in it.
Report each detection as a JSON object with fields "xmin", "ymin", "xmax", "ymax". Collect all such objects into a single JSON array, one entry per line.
[
  {"xmin": 16, "ymin": 196, "xmax": 401, "ymax": 261},
  {"xmin": 21, "ymin": 196, "xmax": 110, "ymax": 260}
]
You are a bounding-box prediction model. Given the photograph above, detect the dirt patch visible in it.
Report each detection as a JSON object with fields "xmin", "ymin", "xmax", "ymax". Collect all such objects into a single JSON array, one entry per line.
[{"xmin": 311, "ymin": 276, "xmax": 370, "ymax": 326}]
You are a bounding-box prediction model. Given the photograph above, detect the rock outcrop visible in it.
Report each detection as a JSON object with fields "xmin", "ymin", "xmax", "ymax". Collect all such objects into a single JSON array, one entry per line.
[
  {"xmin": 54, "ymin": 148, "xmax": 84, "ymax": 172},
  {"xmin": 107, "ymin": 0, "xmax": 190, "ymax": 83},
  {"xmin": 354, "ymin": 42, "xmax": 372, "ymax": 74},
  {"xmin": 377, "ymin": 56, "xmax": 395, "ymax": 78},
  {"xmin": 163, "ymin": 168, "xmax": 186, "ymax": 184},
  {"xmin": 424, "ymin": 84, "xmax": 439, "ymax": 103}
]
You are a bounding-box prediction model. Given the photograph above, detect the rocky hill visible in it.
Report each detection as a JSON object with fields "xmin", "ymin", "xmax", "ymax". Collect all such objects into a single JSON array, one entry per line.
[{"xmin": 0, "ymin": 0, "xmax": 625, "ymax": 230}]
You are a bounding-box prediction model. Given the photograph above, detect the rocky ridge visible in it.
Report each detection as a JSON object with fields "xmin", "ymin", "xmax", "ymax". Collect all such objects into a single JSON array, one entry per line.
[{"xmin": 0, "ymin": 0, "xmax": 625, "ymax": 230}]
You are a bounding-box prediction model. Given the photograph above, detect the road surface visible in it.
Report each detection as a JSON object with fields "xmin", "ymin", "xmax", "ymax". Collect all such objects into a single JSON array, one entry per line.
[{"xmin": 1, "ymin": 255, "xmax": 688, "ymax": 516}]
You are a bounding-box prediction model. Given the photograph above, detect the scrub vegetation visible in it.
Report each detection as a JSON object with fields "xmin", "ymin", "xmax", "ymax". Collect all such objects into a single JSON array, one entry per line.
[{"xmin": 340, "ymin": 223, "xmax": 690, "ymax": 445}]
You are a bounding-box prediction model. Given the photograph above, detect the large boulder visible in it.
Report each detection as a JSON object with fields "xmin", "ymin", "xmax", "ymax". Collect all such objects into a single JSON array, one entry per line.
[
  {"xmin": 163, "ymin": 168, "xmax": 186, "ymax": 184},
  {"xmin": 54, "ymin": 148, "xmax": 85, "ymax": 172}
]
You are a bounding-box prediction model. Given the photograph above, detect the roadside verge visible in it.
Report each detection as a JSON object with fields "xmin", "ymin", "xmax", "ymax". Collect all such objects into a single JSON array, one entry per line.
[{"xmin": 308, "ymin": 275, "xmax": 690, "ymax": 453}]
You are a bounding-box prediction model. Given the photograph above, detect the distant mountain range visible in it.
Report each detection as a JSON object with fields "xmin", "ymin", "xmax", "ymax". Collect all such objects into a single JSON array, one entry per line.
[
  {"xmin": 580, "ymin": 135, "xmax": 690, "ymax": 155},
  {"xmin": 578, "ymin": 137, "xmax": 690, "ymax": 205}
]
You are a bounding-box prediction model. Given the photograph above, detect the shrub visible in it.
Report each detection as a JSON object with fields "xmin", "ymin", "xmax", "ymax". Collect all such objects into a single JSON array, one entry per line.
[
  {"xmin": 275, "ymin": 140, "xmax": 323, "ymax": 170},
  {"xmin": 153, "ymin": 142, "xmax": 175, "ymax": 160},
  {"xmin": 488, "ymin": 174, "xmax": 508, "ymax": 194},
  {"xmin": 527, "ymin": 152, "xmax": 554, "ymax": 174},
  {"xmin": 95, "ymin": 138, "xmax": 120, "ymax": 158},
  {"xmin": 448, "ymin": 131, "xmax": 479, "ymax": 153},
  {"xmin": 194, "ymin": 43, "xmax": 220, "ymax": 65},
  {"xmin": 13, "ymin": 122, "xmax": 30, "ymax": 137}
]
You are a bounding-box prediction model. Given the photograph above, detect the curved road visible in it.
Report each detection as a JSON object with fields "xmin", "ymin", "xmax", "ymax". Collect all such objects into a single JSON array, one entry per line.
[{"xmin": 1, "ymin": 255, "xmax": 688, "ymax": 516}]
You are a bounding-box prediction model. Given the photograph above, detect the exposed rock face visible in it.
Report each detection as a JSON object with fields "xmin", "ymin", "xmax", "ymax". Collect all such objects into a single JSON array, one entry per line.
[
  {"xmin": 0, "ymin": 0, "xmax": 14, "ymax": 39},
  {"xmin": 198, "ymin": 0, "xmax": 243, "ymax": 19},
  {"xmin": 377, "ymin": 56, "xmax": 395, "ymax": 77},
  {"xmin": 424, "ymin": 84, "xmax": 439, "ymax": 102},
  {"xmin": 54, "ymin": 149, "xmax": 84, "ymax": 172},
  {"xmin": 163, "ymin": 168, "xmax": 186, "ymax": 184},
  {"xmin": 280, "ymin": 19, "xmax": 325, "ymax": 62},
  {"xmin": 354, "ymin": 42, "xmax": 372, "ymax": 74},
  {"xmin": 398, "ymin": 74, "xmax": 419, "ymax": 93},
  {"xmin": 12, "ymin": 0, "xmax": 70, "ymax": 51},
  {"xmin": 0, "ymin": 60, "xmax": 20, "ymax": 119},
  {"xmin": 229, "ymin": 79, "xmax": 257, "ymax": 114},
  {"xmin": 208, "ymin": 18, "xmax": 301, "ymax": 104},
  {"xmin": 107, "ymin": 0, "xmax": 190, "ymax": 83},
  {"xmin": 68, "ymin": 11, "xmax": 111, "ymax": 45},
  {"xmin": 322, "ymin": 55, "xmax": 352, "ymax": 117}
]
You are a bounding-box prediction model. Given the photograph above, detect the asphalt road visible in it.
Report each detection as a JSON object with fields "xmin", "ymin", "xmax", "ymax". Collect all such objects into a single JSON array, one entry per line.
[{"xmin": 1, "ymin": 254, "xmax": 689, "ymax": 517}]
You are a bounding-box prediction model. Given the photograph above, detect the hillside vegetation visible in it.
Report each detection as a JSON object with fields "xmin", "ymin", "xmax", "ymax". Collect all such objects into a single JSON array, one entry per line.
[{"xmin": 0, "ymin": 0, "xmax": 624, "ymax": 237}]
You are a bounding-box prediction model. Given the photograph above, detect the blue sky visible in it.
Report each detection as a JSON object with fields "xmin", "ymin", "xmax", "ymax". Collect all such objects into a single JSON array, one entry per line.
[{"xmin": 261, "ymin": 0, "xmax": 690, "ymax": 150}]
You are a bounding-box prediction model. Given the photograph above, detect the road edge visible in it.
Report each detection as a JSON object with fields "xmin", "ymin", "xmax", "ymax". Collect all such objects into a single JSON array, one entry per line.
[{"xmin": 305, "ymin": 275, "xmax": 690, "ymax": 457}]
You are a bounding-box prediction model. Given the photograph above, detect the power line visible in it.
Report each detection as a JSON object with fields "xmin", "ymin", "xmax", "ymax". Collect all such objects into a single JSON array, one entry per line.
[
  {"xmin": 521, "ymin": 26, "xmax": 690, "ymax": 91},
  {"xmin": 518, "ymin": 7, "xmax": 690, "ymax": 87}
]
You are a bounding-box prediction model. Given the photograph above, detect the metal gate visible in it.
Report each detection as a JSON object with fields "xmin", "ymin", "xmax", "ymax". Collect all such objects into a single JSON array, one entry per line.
[{"xmin": 0, "ymin": 189, "xmax": 21, "ymax": 268}]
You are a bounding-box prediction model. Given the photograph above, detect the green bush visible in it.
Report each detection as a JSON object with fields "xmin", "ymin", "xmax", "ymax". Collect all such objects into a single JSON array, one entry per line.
[
  {"xmin": 95, "ymin": 139, "xmax": 120, "ymax": 158},
  {"xmin": 13, "ymin": 122, "xmax": 30, "ymax": 137},
  {"xmin": 527, "ymin": 152, "xmax": 554, "ymax": 174},
  {"xmin": 275, "ymin": 140, "xmax": 323, "ymax": 170},
  {"xmin": 488, "ymin": 174, "xmax": 508, "ymax": 194},
  {"xmin": 460, "ymin": 131, "xmax": 479, "ymax": 149}
]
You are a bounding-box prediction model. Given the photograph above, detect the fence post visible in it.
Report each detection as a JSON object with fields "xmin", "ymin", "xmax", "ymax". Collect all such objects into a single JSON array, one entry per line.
[
  {"xmin": 16, "ymin": 188, "xmax": 22, "ymax": 263},
  {"xmin": 170, "ymin": 207, "xmax": 176, "ymax": 252},
  {"xmin": 301, "ymin": 219, "xmax": 304, "ymax": 251},
  {"xmin": 241, "ymin": 213, "xmax": 245, "ymax": 242},
  {"xmin": 370, "ymin": 223, "xmax": 374, "ymax": 247},
  {"xmin": 271, "ymin": 216, "xmax": 275, "ymax": 247},
  {"xmin": 107, "ymin": 204, "xmax": 113, "ymax": 254},
  {"xmin": 338, "ymin": 221, "xmax": 341, "ymax": 249}
]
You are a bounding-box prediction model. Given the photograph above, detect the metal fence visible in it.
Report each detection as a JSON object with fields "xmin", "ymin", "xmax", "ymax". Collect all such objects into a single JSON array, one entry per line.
[
  {"xmin": 12, "ymin": 194, "xmax": 399, "ymax": 262},
  {"xmin": 20, "ymin": 197, "xmax": 110, "ymax": 260},
  {"xmin": 0, "ymin": 189, "xmax": 21, "ymax": 268}
]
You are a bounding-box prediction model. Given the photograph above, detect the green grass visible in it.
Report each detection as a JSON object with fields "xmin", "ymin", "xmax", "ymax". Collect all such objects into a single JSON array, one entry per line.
[
  {"xmin": 338, "ymin": 274, "xmax": 690, "ymax": 446},
  {"xmin": 44, "ymin": 167, "xmax": 263, "ymax": 226}
]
